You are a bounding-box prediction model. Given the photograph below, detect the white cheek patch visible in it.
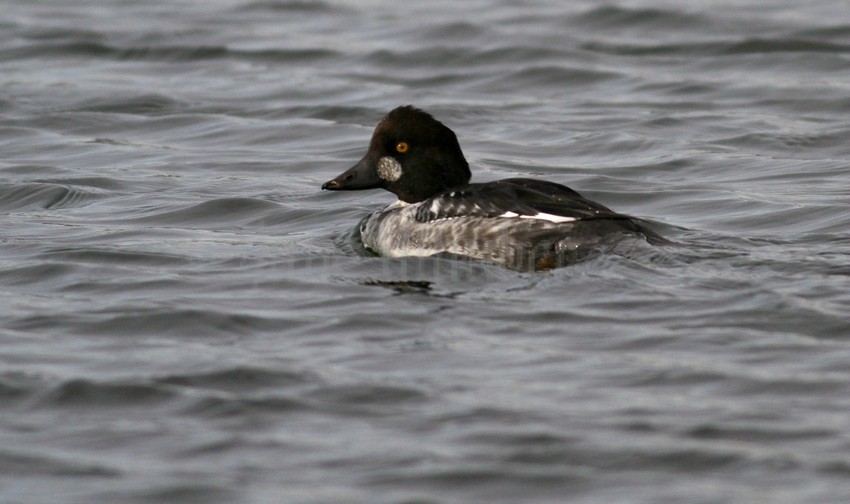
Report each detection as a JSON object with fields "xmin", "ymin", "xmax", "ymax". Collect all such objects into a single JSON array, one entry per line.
[
  {"xmin": 377, "ymin": 156, "xmax": 403, "ymax": 182},
  {"xmin": 497, "ymin": 211, "xmax": 576, "ymax": 223}
]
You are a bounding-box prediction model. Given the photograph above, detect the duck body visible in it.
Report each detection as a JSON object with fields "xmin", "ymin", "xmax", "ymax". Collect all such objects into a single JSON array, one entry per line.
[{"xmin": 322, "ymin": 106, "xmax": 664, "ymax": 270}]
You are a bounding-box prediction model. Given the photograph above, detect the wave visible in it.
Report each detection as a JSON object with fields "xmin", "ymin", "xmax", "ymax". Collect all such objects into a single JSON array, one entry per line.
[
  {"xmin": 0, "ymin": 42, "xmax": 339, "ymax": 63},
  {"xmin": 0, "ymin": 181, "xmax": 110, "ymax": 210},
  {"xmin": 572, "ymin": 5, "xmax": 711, "ymax": 30},
  {"xmin": 0, "ymin": 448, "xmax": 120, "ymax": 477},
  {"xmin": 34, "ymin": 378, "xmax": 176, "ymax": 409},
  {"xmin": 127, "ymin": 197, "xmax": 280, "ymax": 226},
  {"xmin": 583, "ymin": 38, "xmax": 850, "ymax": 56},
  {"xmin": 157, "ymin": 366, "xmax": 313, "ymax": 392}
]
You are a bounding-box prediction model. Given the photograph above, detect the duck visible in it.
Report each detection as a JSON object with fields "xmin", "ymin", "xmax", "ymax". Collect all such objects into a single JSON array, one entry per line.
[{"xmin": 322, "ymin": 105, "xmax": 665, "ymax": 270}]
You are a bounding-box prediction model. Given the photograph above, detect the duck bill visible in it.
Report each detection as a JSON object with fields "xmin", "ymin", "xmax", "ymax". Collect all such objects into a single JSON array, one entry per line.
[{"xmin": 321, "ymin": 154, "xmax": 382, "ymax": 191}]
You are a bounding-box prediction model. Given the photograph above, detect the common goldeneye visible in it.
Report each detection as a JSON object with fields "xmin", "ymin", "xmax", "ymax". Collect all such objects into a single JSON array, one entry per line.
[{"xmin": 322, "ymin": 106, "xmax": 665, "ymax": 270}]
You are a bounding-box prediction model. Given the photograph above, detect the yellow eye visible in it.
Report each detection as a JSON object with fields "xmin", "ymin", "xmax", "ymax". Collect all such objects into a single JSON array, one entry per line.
[{"xmin": 395, "ymin": 141, "xmax": 409, "ymax": 153}]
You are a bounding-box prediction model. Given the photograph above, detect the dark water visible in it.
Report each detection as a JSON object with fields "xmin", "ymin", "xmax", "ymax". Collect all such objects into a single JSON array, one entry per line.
[{"xmin": 2, "ymin": 1, "xmax": 850, "ymax": 502}]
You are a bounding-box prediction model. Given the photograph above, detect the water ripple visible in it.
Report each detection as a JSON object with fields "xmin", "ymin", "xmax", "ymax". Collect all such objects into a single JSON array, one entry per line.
[
  {"xmin": 3, "ymin": 1, "xmax": 850, "ymax": 503},
  {"xmin": 0, "ymin": 42, "xmax": 340, "ymax": 63},
  {"xmin": 582, "ymin": 38, "xmax": 850, "ymax": 56},
  {"xmin": 0, "ymin": 182, "xmax": 109, "ymax": 210}
]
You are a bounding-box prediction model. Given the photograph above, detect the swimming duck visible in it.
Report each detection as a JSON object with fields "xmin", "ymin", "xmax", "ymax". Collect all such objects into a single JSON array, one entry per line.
[{"xmin": 322, "ymin": 106, "xmax": 664, "ymax": 269}]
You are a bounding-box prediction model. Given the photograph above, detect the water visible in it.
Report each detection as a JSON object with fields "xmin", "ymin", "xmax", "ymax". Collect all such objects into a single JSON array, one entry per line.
[{"xmin": 2, "ymin": 0, "xmax": 850, "ymax": 502}]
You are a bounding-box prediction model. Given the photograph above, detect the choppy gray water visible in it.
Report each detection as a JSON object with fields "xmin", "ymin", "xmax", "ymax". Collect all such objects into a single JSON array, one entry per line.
[{"xmin": 2, "ymin": 1, "xmax": 850, "ymax": 502}]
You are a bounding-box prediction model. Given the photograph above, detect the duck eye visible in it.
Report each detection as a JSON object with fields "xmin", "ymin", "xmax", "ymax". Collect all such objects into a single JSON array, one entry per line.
[{"xmin": 395, "ymin": 141, "xmax": 409, "ymax": 154}]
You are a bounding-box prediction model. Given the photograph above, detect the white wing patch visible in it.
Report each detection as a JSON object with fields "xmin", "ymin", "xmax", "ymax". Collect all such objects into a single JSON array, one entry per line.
[{"xmin": 497, "ymin": 211, "xmax": 576, "ymax": 223}]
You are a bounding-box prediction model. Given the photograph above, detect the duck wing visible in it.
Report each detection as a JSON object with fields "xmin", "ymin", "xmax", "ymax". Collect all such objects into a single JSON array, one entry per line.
[{"xmin": 414, "ymin": 178, "xmax": 622, "ymax": 223}]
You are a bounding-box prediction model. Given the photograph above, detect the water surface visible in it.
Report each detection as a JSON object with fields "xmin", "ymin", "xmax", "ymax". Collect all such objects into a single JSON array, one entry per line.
[{"xmin": 2, "ymin": 1, "xmax": 850, "ymax": 503}]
